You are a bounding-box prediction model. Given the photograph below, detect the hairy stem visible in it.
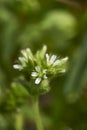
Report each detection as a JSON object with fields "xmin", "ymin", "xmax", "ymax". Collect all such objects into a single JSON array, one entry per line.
[{"xmin": 32, "ymin": 96, "xmax": 44, "ymax": 130}]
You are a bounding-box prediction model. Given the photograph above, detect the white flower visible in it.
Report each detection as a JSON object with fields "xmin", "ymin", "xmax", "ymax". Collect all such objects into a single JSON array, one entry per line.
[
  {"xmin": 13, "ymin": 57, "xmax": 26, "ymax": 71},
  {"xmin": 21, "ymin": 50, "xmax": 28, "ymax": 59},
  {"xmin": 43, "ymin": 75, "xmax": 47, "ymax": 79},
  {"xmin": 46, "ymin": 53, "xmax": 57, "ymax": 66},
  {"xmin": 31, "ymin": 66, "xmax": 48, "ymax": 85},
  {"xmin": 43, "ymin": 69, "xmax": 47, "ymax": 73},
  {"xmin": 46, "ymin": 53, "xmax": 60, "ymax": 66},
  {"xmin": 18, "ymin": 57, "xmax": 26, "ymax": 67},
  {"xmin": 31, "ymin": 72, "xmax": 38, "ymax": 77},
  {"xmin": 53, "ymin": 60, "xmax": 60, "ymax": 66},
  {"xmin": 46, "ymin": 54, "xmax": 68, "ymax": 67},
  {"xmin": 35, "ymin": 77, "xmax": 41, "ymax": 84},
  {"xmin": 13, "ymin": 48, "xmax": 34, "ymax": 71},
  {"xmin": 50, "ymin": 55, "xmax": 57, "ymax": 64},
  {"xmin": 35, "ymin": 66, "xmax": 40, "ymax": 72},
  {"xmin": 21, "ymin": 48, "xmax": 33, "ymax": 62},
  {"xmin": 18, "ymin": 57, "xmax": 24, "ymax": 63},
  {"xmin": 13, "ymin": 64, "xmax": 23, "ymax": 70},
  {"xmin": 26, "ymin": 48, "xmax": 33, "ymax": 60},
  {"xmin": 43, "ymin": 69, "xmax": 47, "ymax": 79},
  {"xmin": 46, "ymin": 54, "xmax": 49, "ymax": 64}
]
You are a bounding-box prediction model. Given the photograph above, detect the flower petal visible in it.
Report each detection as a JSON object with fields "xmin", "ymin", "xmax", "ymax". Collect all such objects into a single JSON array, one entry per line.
[
  {"xmin": 13, "ymin": 64, "xmax": 22, "ymax": 70},
  {"xmin": 46, "ymin": 53, "xmax": 50, "ymax": 64},
  {"xmin": 26, "ymin": 48, "xmax": 33, "ymax": 60},
  {"xmin": 61, "ymin": 57, "xmax": 68, "ymax": 62},
  {"xmin": 43, "ymin": 75, "xmax": 48, "ymax": 79},
  {"xmin": 49, "ymin": 55, "xmax": 57, "ymax": 65},
  {"xmin": 43, "ymin": 69, "xmax": 47, "ymax": 74},
  {"xmin": 53, "ymin": 60, "xmax": 60, "ymax": 66},
  {"xmin": 21, "ymin": 50, "xmax": 28, "ymax": 59},
  {"xmin": 31, "ymin": 72, "xmax": 38, "ymax": 77},
  {"xmin": 35, "ymin": 66, "xmax": 40, "ymax": 72},
  {"xmin": 35, "ymin": 77, "xmax": 41, "ymax": 84},
  {"xmin": 18, "ymin": 57, "xmax": 24, "ymax": 63}
]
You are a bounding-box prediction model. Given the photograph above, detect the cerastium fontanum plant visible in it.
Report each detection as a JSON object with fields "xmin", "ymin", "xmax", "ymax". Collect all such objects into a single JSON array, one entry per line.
[{"xmin": 13, "ymin": 45, "xmax": 68, "ymax": 130}]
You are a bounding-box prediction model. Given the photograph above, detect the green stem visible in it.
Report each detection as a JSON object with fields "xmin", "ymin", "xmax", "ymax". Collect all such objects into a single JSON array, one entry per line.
[
  {"xmin": 15, "ymin": 111, "xmax": 23, "ymax": 130},
  {"xmin": 32, "ymin": 96, "xmax": 44, "ymax": 130}
]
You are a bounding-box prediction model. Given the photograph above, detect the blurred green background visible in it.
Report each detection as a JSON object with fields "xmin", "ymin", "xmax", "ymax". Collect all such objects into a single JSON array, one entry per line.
[{"xmin": 0, "ymin": 0, "xmax": 87, "ymax": 130}]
